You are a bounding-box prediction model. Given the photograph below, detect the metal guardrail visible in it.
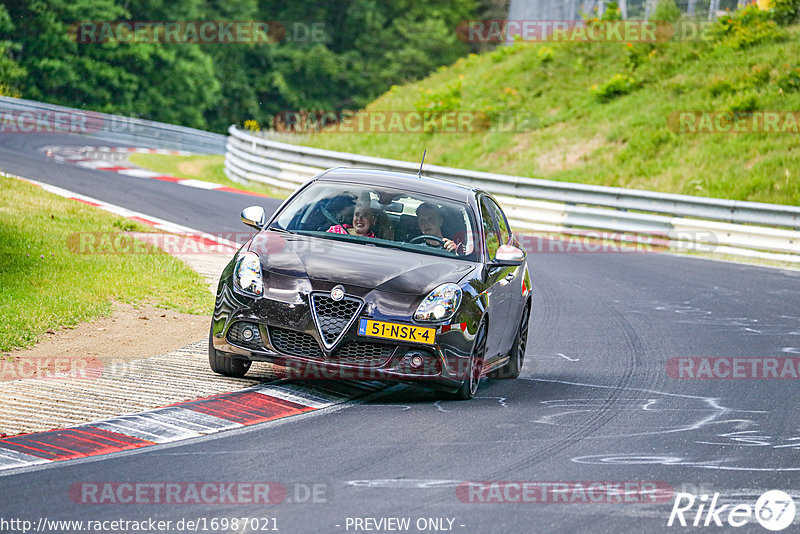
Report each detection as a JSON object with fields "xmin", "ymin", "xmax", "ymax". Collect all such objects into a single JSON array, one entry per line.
[
  {"xmin": 225, "ymin": 125, "xmax": 800, "ymax": 261},
  {"xmin": 0, "ymin": 96, "xmax": 226, "ymax": 154},
  {"xmin": 5, "ymin": 96, "xmax": 793, "ymax": 259}
]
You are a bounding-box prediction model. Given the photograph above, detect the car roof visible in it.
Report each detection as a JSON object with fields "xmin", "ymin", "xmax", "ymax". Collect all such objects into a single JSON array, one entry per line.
[{"xmin": 314, "ymin": 167, "xmax": 478, "ymax": 203}]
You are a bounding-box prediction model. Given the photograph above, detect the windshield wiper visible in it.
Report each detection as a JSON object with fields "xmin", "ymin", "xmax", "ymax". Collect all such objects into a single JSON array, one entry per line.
[{"xmin": 267, "ymin": 225, "xmax": 293, "ymax": 234}]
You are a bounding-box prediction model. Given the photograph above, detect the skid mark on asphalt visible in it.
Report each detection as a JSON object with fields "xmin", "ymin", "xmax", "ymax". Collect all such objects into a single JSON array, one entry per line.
[
  {"xmin": 475, "ymin": 396, "xmax": 508, "ymax": 407},
  {"xmin": 347, "ymin": 479, "xmax": 463, "ymax": 488},
  {"xmin": 626, "ymin": 298, "xmax": 800, "ymax": 337},
  {"xmin": 395, "ymin": 304, "xmax": 651, "ymax": 517},
  {"xmin": 528, "ymin": 388, "xmax": 732, "ymax": 439},
  {"xmin": 521, "ymin": 378, "xmax": 800, "ymax": 472},
  {"xmin": 572, "ymin": 453, "xmax": 800, "ymax": 472},
  {"xmin": 433, "ymin": 401, "xmax": 451, "ymax": 413},
  {"xmin": 487, "ymin": 293, "xmax": 648, "ymax": 478}
]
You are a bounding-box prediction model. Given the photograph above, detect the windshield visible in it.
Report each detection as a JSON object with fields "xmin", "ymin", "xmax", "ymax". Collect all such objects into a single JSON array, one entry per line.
[{"xmin": 272, "ymin": 181, "xmax": 478, "ymax": 261}]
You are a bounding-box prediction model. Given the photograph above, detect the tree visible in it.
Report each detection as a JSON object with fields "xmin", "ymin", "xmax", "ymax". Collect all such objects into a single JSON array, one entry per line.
[
  {"xmin": 0, "ymin": 5, "xmax": 26, "ymax": 95},
  {"xmin": 0, "ymin": 0, "xmax": 480, "ymax": 131}
]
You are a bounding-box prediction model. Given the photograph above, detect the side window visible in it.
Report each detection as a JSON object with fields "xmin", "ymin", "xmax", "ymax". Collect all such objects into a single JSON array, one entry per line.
[
  {"xmin": 480, "ymin": 198, "xmax": 501, "ymax": 259},
  {"xmin": 486, "ymin": 198, "xmax": 510, "ymax": 244}
]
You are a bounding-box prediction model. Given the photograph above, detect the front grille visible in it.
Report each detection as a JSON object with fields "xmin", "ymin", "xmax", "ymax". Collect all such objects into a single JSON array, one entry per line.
[
  {"xmin": 310, "ymin": 293, "xmax": 363, "ymax": 349},
  {"xmin": 269, "ymin": 328, "xmax": 323, "ymax": 358},
  {"xmin": 226, "ymin": 321, "xmax": 264, "ymax": 351},
  {"xmin": 270, "ymin": 327, "xmax": 395, "ymax": 367},
  {"xmin": 333, "ymin": 342, "xmax": 395, "ymax": 366}
]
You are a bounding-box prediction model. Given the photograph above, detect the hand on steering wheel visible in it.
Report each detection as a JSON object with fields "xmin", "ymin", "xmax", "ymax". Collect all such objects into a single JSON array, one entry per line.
[
  {"xmin": 409, "ymin": 234, "xmax": 460, "ymax": 254},
  {"xmin": 409, "ymin": 234, "xmax": 445, "ymax": 247}
]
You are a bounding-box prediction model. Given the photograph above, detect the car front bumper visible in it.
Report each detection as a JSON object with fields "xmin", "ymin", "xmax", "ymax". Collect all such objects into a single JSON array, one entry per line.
[{"xmin": 211, "ymin": 280, "xmax": 477, "ymax": 392}]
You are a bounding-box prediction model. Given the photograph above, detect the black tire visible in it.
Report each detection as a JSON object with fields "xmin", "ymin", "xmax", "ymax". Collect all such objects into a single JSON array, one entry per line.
[
  {"xmin": 208, "ymin": 325, "xmax": 252, "ymax": 378},
  {"xmin": 489, "ymin": 304, "xmax": 529, "ymax": 380},
  {"xmin": 442, "ymin": 322, "xmax": 487, "ymax": 400}
]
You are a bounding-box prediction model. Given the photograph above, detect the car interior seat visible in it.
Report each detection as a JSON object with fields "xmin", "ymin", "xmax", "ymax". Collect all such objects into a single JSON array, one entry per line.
[{"xmin": 396, "ymin": 214, "xmax": 421, "ymax": 242}]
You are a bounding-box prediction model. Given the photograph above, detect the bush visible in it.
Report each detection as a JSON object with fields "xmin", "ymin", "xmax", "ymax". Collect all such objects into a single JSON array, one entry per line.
[
  {"xmin": 624, "ymin": 43, "xmax": 650, "ymax": 71},
  {"xmin": 726, "ymin": 91, "xmax": 759, "ymax": 113},
  {"xmin": 581, "ymin": 1, "xmax": 622, "ymax": 21},
  {"xmin": 537, "ymin": 47, "xmax": 555, "ymax": 63},
  {"xmin": 746, "ymin": 64, "xmax": 772, "ymax": 86},
  {"xmin": 0, "ymin": 82, "xmax": 20, "ymax": 97},
  {"xmin": 414, "ymin": 82, "xmax": 463, "ymax": 132},
  {"xmin": 710, "ymin": 5, "xmax": 784, "ymax": 49},
  {"xmin": 592, "ymin": 73, "xmax": 640, "ymax": 102},
  {"xmin": 708, "ymin": 78, "xmax": 734, "ymax": 97},
  {"xmin": 654, "ymin": 0, "xmax": 682, "ymax": 22},
  {"xmin": 490, "ymin": 41, "xmax": 526, "ymax": 63},
  {"xmin": 770, "ymin": 0, "xmax": 800, "ymax": 25},
  {"xmin": 776, "ymin": 65, "xmax": 800, "ymax": 93},
  {"xmin": 601, "ymin": 2, "xmax": 623, "ymax": 21}
]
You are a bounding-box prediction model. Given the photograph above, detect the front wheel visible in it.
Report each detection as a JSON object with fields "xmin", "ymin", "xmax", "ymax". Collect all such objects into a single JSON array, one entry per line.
[
  {"xmin": 208, "ymin": 325, "xmax": 252, "ymax": 378},
  {"xmin": 443, "ymin": 322, "xmax": 487, "ymax": 400},
  {"xmin": 489, "ymin": 304, "xmax": 529, "ymax": 379}
]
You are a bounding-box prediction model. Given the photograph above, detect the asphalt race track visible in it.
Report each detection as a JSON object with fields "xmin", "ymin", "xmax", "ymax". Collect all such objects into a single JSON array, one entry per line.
[
  {"xmin": 2, "ymin": 131, "xmax": 800, "ymax": 533},
  {"xmin": 0, "ymin": 133, "xmax": 283, "ymax": 234}
]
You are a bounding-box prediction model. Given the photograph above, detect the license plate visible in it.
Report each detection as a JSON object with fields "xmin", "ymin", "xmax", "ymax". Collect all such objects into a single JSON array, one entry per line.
[{"xmin": 358, "ymin": 319, "xmax": 436, "ymax": 345}]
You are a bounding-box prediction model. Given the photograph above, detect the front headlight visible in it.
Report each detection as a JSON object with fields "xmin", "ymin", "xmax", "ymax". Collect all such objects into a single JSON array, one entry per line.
[
  {"xmin": 233, "ymin": 252, "xmax": 263, "ymax": 297},
  {"xmin": 414, "ymin": 283, "xmax": 462, "ymax": 322}
]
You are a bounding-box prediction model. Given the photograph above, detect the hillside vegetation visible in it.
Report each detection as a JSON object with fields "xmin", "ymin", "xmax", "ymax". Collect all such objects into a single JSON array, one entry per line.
[
  {"xmin": 302, "ymin": 5, "xmax": 800, "ymax": 206},
  {"xmin": 0, "ymin": 0, "xmax": 478, "ymax": 132}
]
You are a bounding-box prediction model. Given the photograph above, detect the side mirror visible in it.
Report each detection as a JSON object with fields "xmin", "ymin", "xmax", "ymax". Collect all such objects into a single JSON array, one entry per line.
[
  {"xmin": 241, "ymin": 206, "xmax": 266, "ymax": 230},
  {"xmin": 491, "ymin": 244, "xmax": 525, "ymax": 266}
]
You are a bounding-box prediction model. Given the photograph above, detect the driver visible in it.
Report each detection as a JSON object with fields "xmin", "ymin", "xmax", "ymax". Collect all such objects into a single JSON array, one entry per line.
[{"xmin": 415, "ymin": 203, "xmax": 463, "ymax": 254}]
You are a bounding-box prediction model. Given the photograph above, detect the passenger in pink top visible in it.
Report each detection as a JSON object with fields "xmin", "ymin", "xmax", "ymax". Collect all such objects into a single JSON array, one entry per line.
[{"xmin": 326, "ymin": 202, "xmax": 376, "ymax": 238}]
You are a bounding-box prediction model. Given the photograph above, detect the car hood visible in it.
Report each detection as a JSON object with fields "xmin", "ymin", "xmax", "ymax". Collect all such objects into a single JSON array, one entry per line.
[{"xmin": 249, "ymin": 231, "xmax": 475, "ymax": 294}]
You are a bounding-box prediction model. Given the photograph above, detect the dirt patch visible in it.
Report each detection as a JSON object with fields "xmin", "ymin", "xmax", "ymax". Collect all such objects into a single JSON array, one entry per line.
[
  {"xmin": 507, "ymin": 134, "xmax": 532, "ymax": 156},
  {"xmin": 536, "ymin": 136, "xmax": 606, "ymax": 173},
  {"xmin": 177, "ymin": 158, "xmax": 210, "ymax": 177},
  {"xmin": 745, "ymin": 155, "xmax": 764, "ymax": 170},
  {"xmin": 1, "ymin": 302, "xmax": 208, "ymax": 382}
]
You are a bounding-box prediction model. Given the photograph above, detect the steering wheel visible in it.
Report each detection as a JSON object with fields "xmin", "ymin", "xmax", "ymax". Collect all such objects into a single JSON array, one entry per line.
[
  {"xmin": 319, "ymin": 205, "xmax": 343, "ymax": 228},
  {"xmin": 409, "ymin": 234, "xmax": 445, "ymax": 247}
]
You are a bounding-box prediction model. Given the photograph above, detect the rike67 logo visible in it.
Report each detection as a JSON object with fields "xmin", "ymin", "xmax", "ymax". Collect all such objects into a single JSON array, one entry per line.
[{"xmin": 668, "ymin": 490, "xmax": 796, "ymax": 531}]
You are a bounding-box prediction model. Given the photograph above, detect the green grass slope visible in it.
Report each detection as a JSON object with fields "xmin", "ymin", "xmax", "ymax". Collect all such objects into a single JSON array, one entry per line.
[
  {"xmin": 0, "ymin": 177, "xmax": 212, "ymax": 351},
  {"xmin": 303, "ymin": 12, "xmax": 800, "ymax": 206}
]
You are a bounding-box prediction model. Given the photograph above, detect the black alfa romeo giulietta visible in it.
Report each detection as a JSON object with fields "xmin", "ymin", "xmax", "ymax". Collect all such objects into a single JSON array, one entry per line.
[{"xmin": 209, "ymin": 168, "xmax": 531, "ymax": 399}]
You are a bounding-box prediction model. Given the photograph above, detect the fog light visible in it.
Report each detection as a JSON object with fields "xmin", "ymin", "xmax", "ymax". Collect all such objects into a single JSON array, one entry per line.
[
  {"xmin": 242, "ymin": 327, "xmax": 255, "ymax": 341},
  {"xmin": 410, "ymin": 355, "xmax": 424, "ymax": 369}
]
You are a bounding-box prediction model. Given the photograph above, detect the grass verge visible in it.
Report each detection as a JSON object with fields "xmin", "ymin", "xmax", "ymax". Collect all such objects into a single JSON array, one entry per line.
[
  {"xmin": 0, "ymin": 176, "xmax": 213, "ymax": 352},
  {"xmin": 128, "ymin": 153, "xmax": 285, "ymax": 198}
]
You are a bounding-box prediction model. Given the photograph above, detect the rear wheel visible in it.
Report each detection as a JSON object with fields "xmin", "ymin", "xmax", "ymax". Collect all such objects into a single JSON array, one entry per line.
[
  {"xmin": 443, "ymin": 322, "xmax": 487, "ymax": 400},
  {"xmin": 208, "ymin": 325, "xmax": 252, "ymax": 378},
  {"xmin": 489, "ymin": 304, "xmax": 529, "ymax": 379}
]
